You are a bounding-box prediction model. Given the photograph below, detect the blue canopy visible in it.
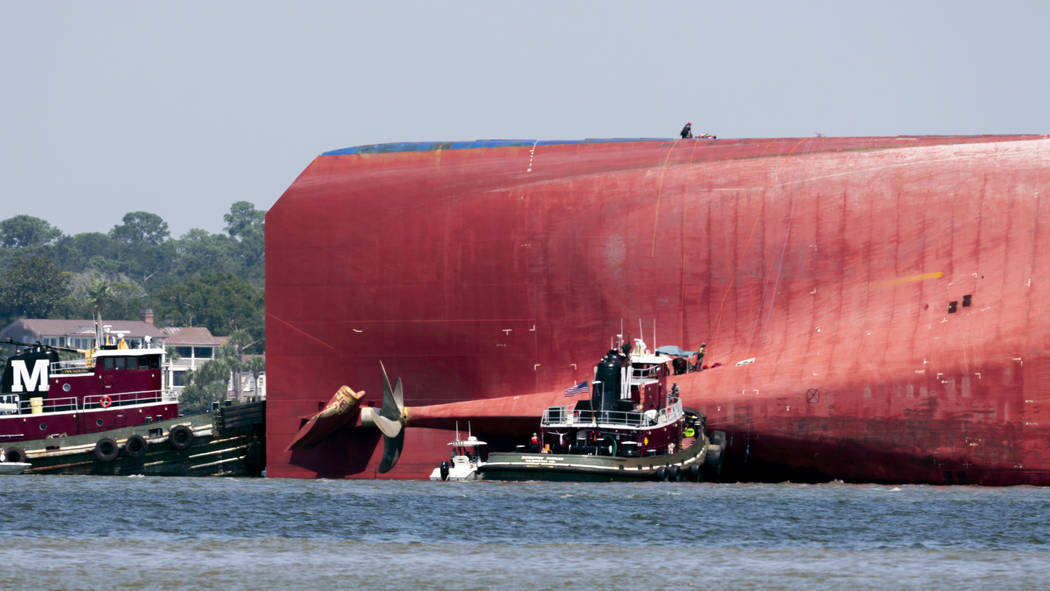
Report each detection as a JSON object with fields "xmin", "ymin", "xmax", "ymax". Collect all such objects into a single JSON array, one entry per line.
[{"xmin": 655, "ymin": 345, "xmax": 693, "ymax": 357}]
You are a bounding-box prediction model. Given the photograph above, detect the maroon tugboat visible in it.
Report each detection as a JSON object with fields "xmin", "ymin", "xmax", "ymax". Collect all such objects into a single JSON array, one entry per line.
[
  {"xmin": 1, "ymin": 317, "xmax": 265, "ymax": 476},
  {"xmin": 479, "ymin": 338, "xmax": 724, "ymax": 482}
]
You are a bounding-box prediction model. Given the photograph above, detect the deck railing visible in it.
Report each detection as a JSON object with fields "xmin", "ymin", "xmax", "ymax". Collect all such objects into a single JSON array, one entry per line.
[
  {"xmin": 50, "ymin": 358, "xmax": 95, "ymax": 373},
  {"xmin": 541, "ymin": 399, "xmax": 683, "ymax": 429},
  {"xmin": 0, "ymin": 389, "xmax": 172, "ymax": 415}
]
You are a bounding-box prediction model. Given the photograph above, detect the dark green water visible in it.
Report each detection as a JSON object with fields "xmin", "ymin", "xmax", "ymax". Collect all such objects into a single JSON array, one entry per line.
[{"xmin": 1, "ymin": 476, "xmax": 1047, "ymax": 590}]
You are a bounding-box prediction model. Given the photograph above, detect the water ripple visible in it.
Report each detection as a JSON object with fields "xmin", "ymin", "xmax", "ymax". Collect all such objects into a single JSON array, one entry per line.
[{"xmin": 1, "ymin": 477, "xmax": 1049, "ymax": 589}]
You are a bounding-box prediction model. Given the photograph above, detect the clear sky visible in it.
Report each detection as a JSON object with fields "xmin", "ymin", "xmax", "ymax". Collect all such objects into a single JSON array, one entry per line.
[{"xmin": 3, "ymin": 1, "xmax": 1048, "ymax": 238}]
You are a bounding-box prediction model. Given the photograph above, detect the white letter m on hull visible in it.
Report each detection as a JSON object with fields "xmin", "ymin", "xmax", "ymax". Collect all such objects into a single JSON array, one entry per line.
[{"xmin": 11, "ymin": 359, "xmax": 49, "ymax": 393}]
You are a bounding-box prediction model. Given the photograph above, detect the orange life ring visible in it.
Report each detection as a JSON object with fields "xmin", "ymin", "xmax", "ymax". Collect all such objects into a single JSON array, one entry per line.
[{"xmin": 100, "ymin": 395, "xmax": 112, "ymax": 408}]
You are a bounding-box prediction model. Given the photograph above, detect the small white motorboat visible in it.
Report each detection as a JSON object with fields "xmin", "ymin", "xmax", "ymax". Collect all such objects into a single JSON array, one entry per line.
[{"xmin": 429, "ymin": 435, "xmax": 487, "ymax": 481}]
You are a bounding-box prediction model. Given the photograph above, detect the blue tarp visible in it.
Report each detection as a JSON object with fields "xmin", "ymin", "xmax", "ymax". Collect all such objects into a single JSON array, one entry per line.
[{"xmin": 656, "ymin": 345, "xmax": 693, "ymax": 357}]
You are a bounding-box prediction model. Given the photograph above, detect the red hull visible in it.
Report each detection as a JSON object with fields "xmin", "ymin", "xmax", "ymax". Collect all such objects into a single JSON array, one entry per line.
[{"xmin": 266, "ymin": 135, "xmax": 1050, "ymax": 484}]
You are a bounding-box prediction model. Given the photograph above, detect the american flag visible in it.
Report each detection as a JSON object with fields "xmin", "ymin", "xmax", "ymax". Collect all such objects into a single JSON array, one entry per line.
[{"xmin": 563, "ymin": 381, "xmax": 589, "ymax": 396}]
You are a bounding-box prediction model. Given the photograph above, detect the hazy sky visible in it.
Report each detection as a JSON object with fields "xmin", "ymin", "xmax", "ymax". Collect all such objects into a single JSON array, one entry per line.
[{"xmin": 3, "ymin": 1, "xmax": 1048, "ymax": 237}]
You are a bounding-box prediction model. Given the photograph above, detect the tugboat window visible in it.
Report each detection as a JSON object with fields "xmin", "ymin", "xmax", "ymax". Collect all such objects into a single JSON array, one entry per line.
[
  {"xmin": 39, "ymin": 423, "xmax": 47, "ymax": 430},
  {"xmin": 103, "ymin": 357, "xmax": 114, "ymax": 370},
  {"xmin": 96, "ymin": 418, "xmax": 104, "ymax": 427},
  {"xmin": 114, "ymin": 357, "xmax": 126, "ymax": 370}
]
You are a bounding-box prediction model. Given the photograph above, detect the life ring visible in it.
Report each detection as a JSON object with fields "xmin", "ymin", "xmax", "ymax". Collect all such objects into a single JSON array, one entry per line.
[
  {"xmin": 99, "ymin": 395, "xmax": 112, "ymax": 408},
  {"xmin": 168, "ymin": 425, "xmax": 194, "ymax": 451},
  {"xmin": 124, "ymin": 434, "xmax": 148, "ymax": 458},
  {"xmin": 94, "ymin": 438, "xmax": 119, "ymax": 462}
]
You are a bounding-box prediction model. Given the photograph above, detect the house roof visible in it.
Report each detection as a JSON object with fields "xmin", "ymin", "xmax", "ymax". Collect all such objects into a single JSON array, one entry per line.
[
  {"xmin": 162, "ymin": 326, "xmax": 220, "ymax": 346},
  {"xmin": 2, "ymin": 318, "xmax": 167, "ymax": 339}
]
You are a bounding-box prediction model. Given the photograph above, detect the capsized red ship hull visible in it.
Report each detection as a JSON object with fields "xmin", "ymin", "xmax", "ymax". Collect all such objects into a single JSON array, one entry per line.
[{"xmin": 266, "ymin": 135, "xmax": 1050, "ymax": 484}]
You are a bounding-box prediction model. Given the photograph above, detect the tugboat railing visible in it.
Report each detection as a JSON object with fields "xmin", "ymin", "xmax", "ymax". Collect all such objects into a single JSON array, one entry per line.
[
  {"xmin": 541, "ymin": 400, "xmax": 683, "ymax": 429},
  {"xmin": 0, "ymin": 389, "xmax": 172, "ymax": 415},
  {"xmin": 50, "ymin": 358, "xmax": 95, "ymax": 373}
]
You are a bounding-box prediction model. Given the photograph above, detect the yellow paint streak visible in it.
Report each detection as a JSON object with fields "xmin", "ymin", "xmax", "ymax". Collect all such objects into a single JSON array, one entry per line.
[{"xmin": 877, "ymin": 271, "xmax": 944, "ymax": 286}]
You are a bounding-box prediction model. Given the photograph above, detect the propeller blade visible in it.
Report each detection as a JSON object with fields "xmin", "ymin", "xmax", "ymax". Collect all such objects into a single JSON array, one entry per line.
[
  {"xmin": 392, "ymin": 377, "xmax": 404, "ymax": 412},
  {"xmin": 372, "ymin": 413, "xmax": 403, "ymax": 439},
  {"xmin": 379, "ymin": 360, "xmax": 403, "ymax": 420},
  {"xmin": 377, "ymin": 429, "xmax": 404, "ymax": 473}
]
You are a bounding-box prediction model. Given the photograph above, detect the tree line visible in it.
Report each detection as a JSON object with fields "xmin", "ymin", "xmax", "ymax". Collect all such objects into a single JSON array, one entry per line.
[{"xmin": 0, "ymin": 203, "xmax": 264, "ymax": 348}]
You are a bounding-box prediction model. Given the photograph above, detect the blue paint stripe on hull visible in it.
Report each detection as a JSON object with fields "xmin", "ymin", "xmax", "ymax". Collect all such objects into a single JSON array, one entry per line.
[{"xmin": 321, "ymin": 138, "xmax": 671, "ymax": 157}]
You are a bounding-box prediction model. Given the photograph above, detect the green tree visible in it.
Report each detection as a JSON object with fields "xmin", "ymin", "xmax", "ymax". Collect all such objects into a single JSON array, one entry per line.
[
  {"xmin": 223, "ymin": 201, "xmax": 265, "ymax": 285},
  {"xmin": 105, "ymin": 280, "xmax": 148, "ymax": 320},
  {"xmin": 169, "ymin": 228, "xmax": 235, "ymax": 282},
  {"xmin": 0, "ymin": 253, "xmax": 70, "ymax": 323},
  {"xmin": 179, "ymin": 355, "xmax": 232, "ymax": 414},
  {"xmin": 52, "ymin": 232, "xmax": 120, "ymax": 273},
  {"xmin": 57, "ymin": 271, "xmax": 142, "ymax": 319},
  {"xmin": 152, "ymin": 272, "xmax": 264, "ymax": 351},
  {"xmin": 110, "ymin": 211, "xmax": 170, "ymax": 247},
  {"xmin": 222, "ymin": 329, "xmax": 258, "ymax": 398},
  {"xmin": 179, "ymin": 333, "xmax": 260, "ymax": 412},
  {"xmin": 0, "ymin": 215, "xmax": 63, "ymax": 249},
  {"xmin": 108, "ymin": 211, "xmax": 174, "ymax": 284},
  {"xmin": 245, "ymin": 355, "xmax": 266, "ymax": 399},
  {"xmin": 224, "ymin": 201, "xmax": 265, "ymax": 240}
]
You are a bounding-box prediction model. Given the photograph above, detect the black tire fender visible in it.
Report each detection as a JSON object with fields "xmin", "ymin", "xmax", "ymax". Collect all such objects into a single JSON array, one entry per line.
[
  {"xmin": 124, "ymin": 434, "xmax": 148, "ymax": 458},
  {"xmin": 668, "ymin": 465, "xmax": 681, "ymax": 482},
  {"xmin": 4, "ymin": 447, "xmax": 27, "ymax": 464},
  {"xmin": 688, "ymin": 463, "xmax": 702, "ymax": 482},
  {"xmin": 94, "ymin": 438, "xmax": 119, "ymax": 462},
  {"xmin": 703, "ymin": 430, "xmax": 726, "ymax": 479},
  {"xmin": 168, "ymin": 425, "xmax": 194, "ymax": 451}
]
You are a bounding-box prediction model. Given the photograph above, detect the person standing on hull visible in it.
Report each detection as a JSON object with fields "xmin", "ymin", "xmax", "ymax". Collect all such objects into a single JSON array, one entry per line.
[
  {"xmin": 680, "ymin": 122, "xmax": 693, "ymax": 139},
  {"xmin": 694, "ymin": 343, "xmax": 706, "ymax": 371}
]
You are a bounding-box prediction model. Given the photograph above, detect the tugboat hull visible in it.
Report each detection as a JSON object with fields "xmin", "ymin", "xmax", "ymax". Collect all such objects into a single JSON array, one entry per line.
[
  {"xmin": 9, "ymin": 403, "xmax": 266, "ymax": 477},
  {"xmin": 481, "ymin": 436, "xmax": 716, "ymax": 482}
]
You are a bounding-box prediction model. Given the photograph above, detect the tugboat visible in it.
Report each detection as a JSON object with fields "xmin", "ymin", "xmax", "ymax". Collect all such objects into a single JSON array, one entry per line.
[
  {"xmin": 479, "ymin": 337, "xmax": 723, "ymax": 482},
  {"xmin": 1, "ymin": 323, "xmax": 178, "ymax": 448},
  {"xmin": 0, "ymin": 314, "xmax": 265, "ymax": 476}
]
